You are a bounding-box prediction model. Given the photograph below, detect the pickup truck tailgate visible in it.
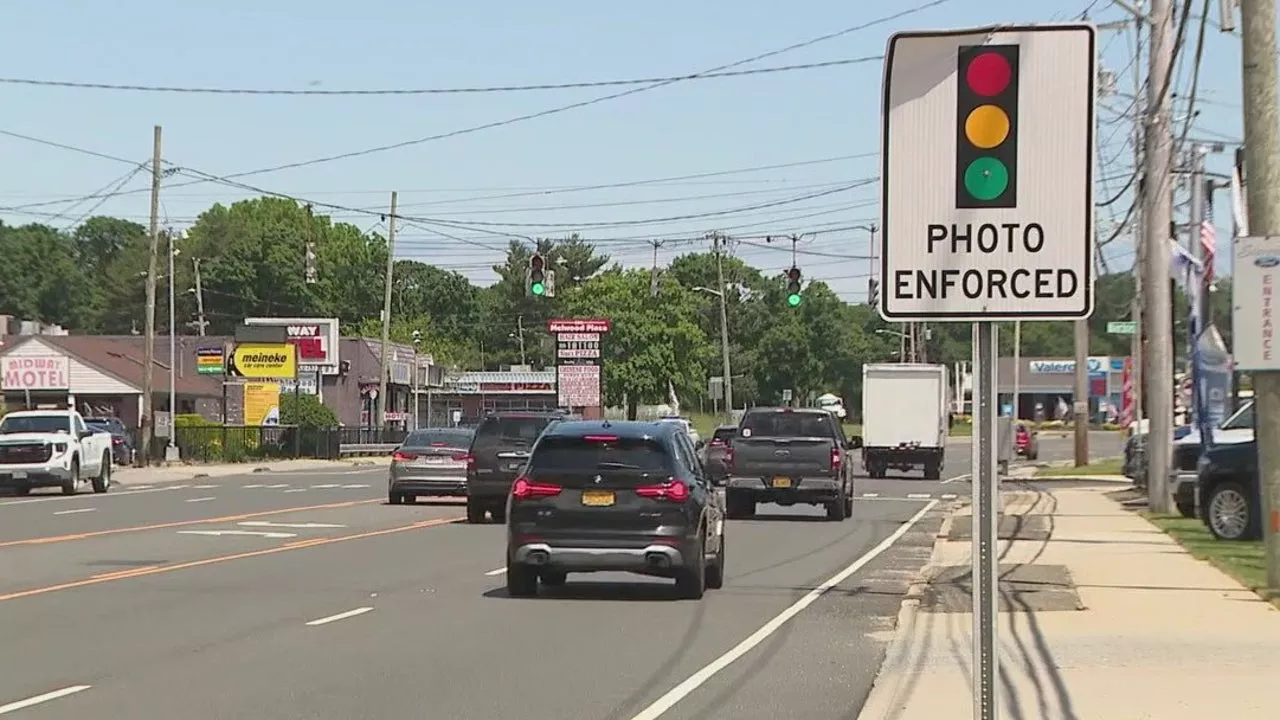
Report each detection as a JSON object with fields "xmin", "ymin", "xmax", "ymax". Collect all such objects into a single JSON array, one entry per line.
[{"xmin": 732, "ymin": 437, "xmax": 835, "ymax": 478}]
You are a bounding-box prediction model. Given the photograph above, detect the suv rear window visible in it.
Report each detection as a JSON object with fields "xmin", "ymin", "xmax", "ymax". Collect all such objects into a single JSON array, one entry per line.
[
  {"xmin": 530, "ymin": 435, "xmax": 673, "ymax": 474},
  {"xmin": 740, "ymin": 411, "xmax": 832, "ymax": 438},
  {"xmin": 473, "ymin": 416, "xmax": 555, "ymax": 448}
]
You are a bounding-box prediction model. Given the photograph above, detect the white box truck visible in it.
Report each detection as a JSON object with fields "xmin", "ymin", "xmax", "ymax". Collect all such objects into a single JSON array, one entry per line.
[{"xmin": 861, "ymin": 363, "xmax": 950, "ymax": 480}]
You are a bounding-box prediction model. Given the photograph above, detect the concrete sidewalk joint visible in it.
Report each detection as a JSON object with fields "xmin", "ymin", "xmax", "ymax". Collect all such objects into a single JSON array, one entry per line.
[{"xmin": 857, "ymin": 486, "xmax": 1280, "ymax": 719}]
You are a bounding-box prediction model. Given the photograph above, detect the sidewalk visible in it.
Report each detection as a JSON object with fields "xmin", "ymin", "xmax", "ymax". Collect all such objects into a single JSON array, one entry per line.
[
  {"xmin": 858, "ymin": 486, "xmax": 1280, "ymax": 719},
  {"xmin": 113, "ymin": 456, "xmax": 391, "ymax": 486}
]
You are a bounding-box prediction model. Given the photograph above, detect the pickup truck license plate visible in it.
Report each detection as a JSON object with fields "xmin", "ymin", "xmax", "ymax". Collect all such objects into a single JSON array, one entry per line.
[
  {"xmin": 10, "ymin": 471, "xmax": 27, "ymax": 480},
  {"xmin": 771, "ymin": 476, "xmax": 792, "ymax": 488}
]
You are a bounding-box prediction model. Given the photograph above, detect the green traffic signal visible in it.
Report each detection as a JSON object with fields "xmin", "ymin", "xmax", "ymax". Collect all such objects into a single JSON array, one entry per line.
[
  {"xmin": 787, "ymin": 293, "xmax": 802, "ymax": 307},
  {"xmin": 531, "ymin": 281, "xmax": 546, "ymax": 296}
]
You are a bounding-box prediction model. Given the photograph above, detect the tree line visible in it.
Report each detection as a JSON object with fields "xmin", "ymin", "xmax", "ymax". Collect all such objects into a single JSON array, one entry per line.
[{"xmin": 0, "ymin": 197, "xmax": 1228, "ymax": 411}]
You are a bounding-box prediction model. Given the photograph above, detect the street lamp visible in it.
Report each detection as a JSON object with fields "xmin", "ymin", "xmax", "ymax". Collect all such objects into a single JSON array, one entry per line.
[{"xmin": 165, "ymin": 230, "xmax": 184, "ymax": 462}]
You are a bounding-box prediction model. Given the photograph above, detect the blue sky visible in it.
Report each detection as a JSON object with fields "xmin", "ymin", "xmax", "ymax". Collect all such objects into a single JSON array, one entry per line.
[{"xmin": 0, "ymin": 0, "xmax": 1253, "ymax": 308}]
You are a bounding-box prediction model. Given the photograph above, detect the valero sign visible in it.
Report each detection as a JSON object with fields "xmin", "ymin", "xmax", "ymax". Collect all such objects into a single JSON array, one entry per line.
[{"xmin": 228, "ymin": 343, "xmax": 297, "ymax": 379}]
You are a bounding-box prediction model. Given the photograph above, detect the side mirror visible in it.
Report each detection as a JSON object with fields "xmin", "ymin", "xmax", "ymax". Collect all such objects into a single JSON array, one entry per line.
[
  {"xmin": 847, "ymin": 436, "xmax": 863, "ymax": 450},
  {"xmin": 80, "ymin": 430, "xmax": 94, "ymax": 439}
]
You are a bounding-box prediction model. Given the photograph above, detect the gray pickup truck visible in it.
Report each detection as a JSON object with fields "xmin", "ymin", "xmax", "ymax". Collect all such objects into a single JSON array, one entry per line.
[{"xmin": 722, "ymin": 407, "xmax": 860, "ymax": 521}]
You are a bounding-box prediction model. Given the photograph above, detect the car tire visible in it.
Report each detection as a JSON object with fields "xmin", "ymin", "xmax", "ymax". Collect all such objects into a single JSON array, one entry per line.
[
  {"xmin": 843, "ymin": 494, "xmax": 854, "ymax": 518},
  {"xmin": 725, "ymin": 490, "xmax": 754, "ymax": 519},
  {"xmin": 675, "ymin": 534, "xmax": 707, "ymax": 600},
  {"xmin": 12, "ymin": 486, "xmax": 30, "ymax": 496},
  {"xmin": 1206, "ymin": 482, "xmax": 1261, "ymax": 541},
  {"xmin": 924, "ymin": 462, "xmax": 941, "ymax": 481},
  {"xmin": 705, "ymin": 532, "xmax": 725, "ymax": 590},
  {"xmin": 402, "ymin": 494, "xmax": 416, "ymax": 505},
  {"xmin": 506, "ymin": 561, "xmax": 539, "ymax": 597},
  {"xmin": 825, "ymin": 496, "xmax": 847, "ymax": 521},
  {"xmin": 490, "ymin": 504, "xmax": 507, "ymax": 524},
  {"xmin": 465, "ymin": 499, "xmax": 486, "ymax": 523},
  {"xmin": 1175, "ymin": 498, "xmax": 1197, "ymax": 519},
  {"xmin": 539, "ymin": 569, "xmax": 567, "ymax": 588},
  {"xmin": 388, "ymin": 491, "xmax": 404, "ymax": 505},
  {"xmin": 61, "ymin": 460, "xmax": 79, "ymax": 496},
  {"xmin": 92, "ymin": 453, "xmax": 111, "ymax": 493}
]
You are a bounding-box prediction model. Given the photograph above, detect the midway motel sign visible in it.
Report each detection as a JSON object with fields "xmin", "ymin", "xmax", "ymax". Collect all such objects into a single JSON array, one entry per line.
[{"xmin": 879, "ymin": 24, "xmax": 1097, "ymax": 322}]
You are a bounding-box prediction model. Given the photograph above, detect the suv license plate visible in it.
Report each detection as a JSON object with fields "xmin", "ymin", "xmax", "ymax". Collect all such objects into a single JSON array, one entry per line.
[
  {"xmin": 771, "ymin": 476, "xmax": 792, "ymax": 488},
  {"xmin": 582, "ymin": 490, "xmax": 615, "ymax": 507}
]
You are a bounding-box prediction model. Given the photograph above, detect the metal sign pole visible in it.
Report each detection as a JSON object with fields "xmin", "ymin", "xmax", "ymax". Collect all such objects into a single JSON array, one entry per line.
[{"xmin": 972, "ymin": 321, "xmax": 999, "ymax": 720}]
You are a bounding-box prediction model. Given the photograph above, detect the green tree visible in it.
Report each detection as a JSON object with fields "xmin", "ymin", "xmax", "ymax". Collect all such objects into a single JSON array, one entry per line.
[
  {"xmin": 0, "ymin": 222, "xmax": 96, "ymax": 329},
  {"xmin": 280, "ymin": 392, "xmax": 338, "ymax": 427}
]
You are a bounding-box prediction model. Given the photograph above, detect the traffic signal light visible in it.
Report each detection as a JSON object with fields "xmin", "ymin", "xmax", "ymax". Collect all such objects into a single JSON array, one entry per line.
[
  {"xmin": 786, "ymin": 266, "xmax": 802, "ymax": 307},
  {"xmin": 956, "ymin": 44, "xmax": 1019, "ymax": 209},
  {"xmin": 528, "ymin": 254, "xmax": 546, "ymax": 296}
]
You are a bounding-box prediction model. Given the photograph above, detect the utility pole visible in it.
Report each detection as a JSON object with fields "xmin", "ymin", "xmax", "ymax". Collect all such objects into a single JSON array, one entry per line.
[
  {"xmin": 1073, "ymin": 319, "xmax": 1090, "ymax": 465},
  {"xmin": 515, "ymin": 315, "xmax": 527, "ymax": 366},
  {"xmin": 1188, "ymin": 144, "xmax": 1210, "ymax": 325},
  {"xmin": 166, "ymin": 228, "xmax": 178, "ymax": 461},
  {"xmin": 1144, "ymin": 0, "xmax": 1177, "ymax": 513},
  {"xmin": 1131, "ymin": 7, "xmax": 1147, "ymax": 435},
  {"xmin": 141, "ymin": 125, "xmax": 162, "ymax": 467},
  {"xmin": 1013, "ymin": 321, "xmax": 1021, "ymax": 418},
  {"xmin": 711, "ymin": 232, "xmax": 734, "ymax": 419},
  {"xmin": 192, "ymin": 258, "xmax": 207, "ymax": 336},
  {"xmin": 377, "ymin": 191, "xmax": 397, "ymax": 427},
  {"xmin": 1239, "ymin": 0, "xmax": 1280, "ymax": 589}
]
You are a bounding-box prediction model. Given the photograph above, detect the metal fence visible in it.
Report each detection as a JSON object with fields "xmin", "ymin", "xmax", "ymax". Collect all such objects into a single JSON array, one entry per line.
[{"xmin": 140, "ymin": 425, "xmax": 410, "ymax": 463}]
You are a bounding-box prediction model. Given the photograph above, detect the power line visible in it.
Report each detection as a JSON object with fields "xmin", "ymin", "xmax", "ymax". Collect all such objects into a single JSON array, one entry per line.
[{"xmin": 0, "ymin": 57, "xmax": 876, "ymax": 96}]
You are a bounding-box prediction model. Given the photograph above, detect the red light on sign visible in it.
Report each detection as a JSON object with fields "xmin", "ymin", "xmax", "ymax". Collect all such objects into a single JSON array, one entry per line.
[
  {"xmin": 787, "ymin": 267, "xmax": 801, "ymax": 282},
  {"xmin": 965, "ymin": 51, "xmax": 1012, "ymax": 96},
  {"xmin": 531, "ymin": 255, "xmax": 544, "ymax": 271}
]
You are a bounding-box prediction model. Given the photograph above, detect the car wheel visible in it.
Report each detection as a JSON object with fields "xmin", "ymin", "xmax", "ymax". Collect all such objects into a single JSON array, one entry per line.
[
  {"xmin": 1175, "ymin": 498, "xmax": 1196, "ymax": 518},
  {"xmin": 61, "ymin": 460, "xmax": 79, "ymax": 495},
  {"xmin": 465, "ymin": 499, "xmax": 486, "ymax": 523},
  {"xmin": 388, "ymin": 491, "xmax": 404, "ymax": 505},
  {"xmin": 1206, "ymin": 482, "xmax": 1260, "ymax": 541},
  {"xmin": 539, "ymin": 569, "xmax": 567, "ymax": 588},
  {"xmin": 843, "ymin": 494, "xmax": 854, "ymax": 518},
  {"xmin": 402, "ymin": 494, "xmax": 416, "ymax": 504},
  {"xmin": 506, "ymin": 561, "xmax": 539, "ymax": 597},
  {"xmin": 675, "ymin": 534, "xmax": 707, "ymax": 599},
  {"xmin": 490, "ymin": 504, "xmax": 508, "ymax": 524},
  {"xmin": 92, "ymin": 453, "xmax": 111, "ymax": 493},
  {"xmin": 12, "ymin": 486, "xmax": 30, "ymax": 496},
  {"xmin": 705, "ymin": 531, "xmax": 725, "ymax": 590},
  {"xmin": 825, "ymin": 496, "xmax": 847, "ymax": 521}
]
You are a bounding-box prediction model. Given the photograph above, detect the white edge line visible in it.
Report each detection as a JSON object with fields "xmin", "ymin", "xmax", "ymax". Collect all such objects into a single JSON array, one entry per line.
[
  {"xmin": 0, "ymin": 685, "xmax": 93, "ymax": 714},
  {"xmin": 485, "ymin": 567, "xmax": 507, "ymax": 576},
  {"xmin": 185, "ymin": 497, "xmax": 215, "ymax": 503},
  {"xmin": 53, "ymin": 507, "xmax": 98, "ymax": 515},
  {"xmin": 905, "ymin": 493, "xmax": 932, "ymax": 499},
  {"xmin": 305, "ymin": 607, "xmax": 374, "ymax": 626},
  {"xmin": 940, "ymin": 473, "xmax": 971, "ymax": 485},
  {"xmin": 626, "ymin": 499, "xmax": 940, "ymax": 720}
]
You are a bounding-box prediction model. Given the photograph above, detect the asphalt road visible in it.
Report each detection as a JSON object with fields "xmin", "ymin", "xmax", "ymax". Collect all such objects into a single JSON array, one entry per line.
[{"xmin": 0, "ymin": 433, "xmax": 1121, "ymax": 719}]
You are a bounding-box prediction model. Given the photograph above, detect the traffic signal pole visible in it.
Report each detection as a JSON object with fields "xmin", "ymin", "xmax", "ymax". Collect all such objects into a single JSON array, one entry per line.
[{"xmin": 1239, "ymin": 0, "xmax": 1280, "ymax": 591}]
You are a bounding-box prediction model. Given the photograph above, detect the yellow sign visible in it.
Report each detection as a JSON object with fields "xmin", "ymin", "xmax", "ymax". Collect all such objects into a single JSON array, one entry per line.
[
  {"xmin": 229, "ymin": 343, "xmax": 297, "ymax": 379},
  {"xmin": 244, "ymin": 383, "xmax": 281, "ymax": 426}
]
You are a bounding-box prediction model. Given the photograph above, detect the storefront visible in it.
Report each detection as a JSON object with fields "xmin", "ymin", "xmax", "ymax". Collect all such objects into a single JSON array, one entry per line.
[
  {"xmin": 427, "ymin": 370, "xmax": 558, "ymax": 427},
  {"xmin": 997, "ymin": 356, "xmax": 1130, "ymax": 421}
]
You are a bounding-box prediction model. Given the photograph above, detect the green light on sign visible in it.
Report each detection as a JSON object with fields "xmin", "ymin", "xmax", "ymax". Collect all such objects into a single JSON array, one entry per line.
[
  {"xmin": 962, "ymin": 156, "xmax": 1009, "ymax": 201},
  {"xmin": 787, "ymin": 293, "xmax": 801, "ymax": 307},
  {"xmin": 531, "ymin": 282, "xmax": 546, "ymax": 296}
]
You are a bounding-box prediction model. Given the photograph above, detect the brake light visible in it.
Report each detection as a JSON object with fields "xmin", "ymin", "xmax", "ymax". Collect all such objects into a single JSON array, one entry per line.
[
  {"xmin": 512, "ymin": 476, "xmax": 561, "ymax": 499},
  {"xmin": 830, "ymin": 445, "xmax": 841, "ymax": 470},
  {"xmin": 582, "ymin": 435, "xmax": 619, "ymax": 442},
  {"xmin": 635, "ymin": 479, "xmax": 689, "ymax": 503},
  {"xmin": 724, "ymin": 446, "xmax": 735, "ymax": 470},
  {"xmin": 112, "ymin": 437, "xmax": 124, "ymax": 444},
  {"xmin": 710, "ymin": 438, "xmax": 725, "ymax": 447},
  {"xmin": 452, "ymin": 453, "xmax": 473, "ymax": 463},
  {"xmin": 393, "ymin": 450, "xmax": 416, "ymax": 461}
]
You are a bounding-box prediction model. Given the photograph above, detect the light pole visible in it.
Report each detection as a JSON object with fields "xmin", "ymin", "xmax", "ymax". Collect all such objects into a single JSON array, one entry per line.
[
  {"xmin": 165, "ymin": 230, "xmax": 182, "ymax": 461},
  {"xmin": 694, "ymin": 285, "xmax": 733, "ymax": 420}
]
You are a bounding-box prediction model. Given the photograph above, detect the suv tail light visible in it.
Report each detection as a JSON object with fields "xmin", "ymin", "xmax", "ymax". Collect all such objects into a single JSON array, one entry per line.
[
  {"xmin": 830, "ymin": 445, "xmax": 841, "ymax": 471},
  {"xmin": 724, "ymin": 446, "xmax": 735, "ymax": 470},
  {"xmin": 512, "ymin": 476, "xmax": 561, "ymax": 499},
  {"xmin": 635, "ymin": 479, "xmax": 689, "ymax": 503},
  {"xmin": 393, "ymin": 450, "xmax": 416, "ymax": 461}
]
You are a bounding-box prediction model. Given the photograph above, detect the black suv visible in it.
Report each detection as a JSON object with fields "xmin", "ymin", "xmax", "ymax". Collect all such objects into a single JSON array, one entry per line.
[
  {"xmin": 465, "ymin": 411, "xmax": 567, "ymax": 523},
  {"xmin": 503, "ymin": 420, "xmax": 725, "ymax": 599}
]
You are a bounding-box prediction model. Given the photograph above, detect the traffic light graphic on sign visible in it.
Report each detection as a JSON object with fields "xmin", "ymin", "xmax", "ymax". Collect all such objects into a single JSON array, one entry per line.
[
  {"xmin": 786, "ymin": 267, "xmax": 802, "ymax": 307},
  {"xmin": 955, "ymin": 44, "xmax": 1019, "ymax": 209},
  {"xmin": 528, "ymin": 254, "xmax": 546, "ymax": 296}
]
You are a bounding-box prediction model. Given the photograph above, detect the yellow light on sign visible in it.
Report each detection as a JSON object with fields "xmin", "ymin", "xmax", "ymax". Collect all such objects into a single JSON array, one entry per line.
[
  {"xmin": 229, "ymin": 343, "xmax": 298, "ymax": 379},
  {"xmin": 964, "ymin": 105, "xmax": 1010, "ymax": 149}
]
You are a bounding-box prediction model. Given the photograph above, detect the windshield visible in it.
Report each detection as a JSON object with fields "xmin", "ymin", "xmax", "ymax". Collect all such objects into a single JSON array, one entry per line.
[
  {"xmin": 404, "ymin": 429, "xmax": 473, "ymax": 449},
  {"xmin": 473, "ymin": 416, "xmax": 554, "ymax": 448},
  {"xmin": 0, "ymin": 415, "xmax": 72, "ymax": 435},
  {"xmin": 1220, "ymin": 401, "xmax": 1255, "ymax": 431}
]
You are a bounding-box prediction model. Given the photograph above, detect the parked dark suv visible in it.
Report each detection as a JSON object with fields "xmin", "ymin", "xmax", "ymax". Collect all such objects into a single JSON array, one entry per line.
[
  {"xmin": 465, "ymin": 411, "xmax": 567, "ymax": 524},
  {"xmin": 503, "ymin": 420, "xmax": 725, "ymax": 599}
]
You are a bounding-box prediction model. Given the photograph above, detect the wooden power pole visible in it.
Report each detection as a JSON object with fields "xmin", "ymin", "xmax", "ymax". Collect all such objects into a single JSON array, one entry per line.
[
  {"xmin": 377, "ymin": 191, "xmax": 398, "ymax": 427},
  {"xmin": 141, "ymin": 125, "xmax": 162, "ymax": 466}
]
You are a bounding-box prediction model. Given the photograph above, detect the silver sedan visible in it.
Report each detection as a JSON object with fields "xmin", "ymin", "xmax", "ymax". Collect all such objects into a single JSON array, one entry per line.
[{"xmin": 388, "ymin": 428, "xmax": 475, "ymax": 505}]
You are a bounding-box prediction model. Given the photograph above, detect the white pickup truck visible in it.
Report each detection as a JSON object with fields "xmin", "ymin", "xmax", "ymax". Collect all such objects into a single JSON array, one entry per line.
[{"xmin": 0, "ymin": 410, "xmax": 114, "ymax": 495}]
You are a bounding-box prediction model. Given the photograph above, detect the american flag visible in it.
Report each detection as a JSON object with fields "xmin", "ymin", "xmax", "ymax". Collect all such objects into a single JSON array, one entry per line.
[{"xmin": 1200, "ymin": 190, "xmax": 1217, "ymax": 283}]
